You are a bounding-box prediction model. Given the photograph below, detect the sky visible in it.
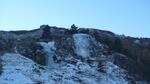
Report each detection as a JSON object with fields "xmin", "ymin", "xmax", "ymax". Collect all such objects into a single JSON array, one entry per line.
[{"xmin": 0, "ymin": 0, "xmax": 150, "ymax": 37}]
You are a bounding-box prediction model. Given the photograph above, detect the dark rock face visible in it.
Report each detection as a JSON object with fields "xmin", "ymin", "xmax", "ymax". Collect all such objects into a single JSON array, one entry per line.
[
  {"xmin": 113, "ymin": 53, "xmax": 140, "ymax": 79},
  {"xmin": 0, "ymin": 34, "xmax": 16, "ymax": 53},
  {"xmin": 16, "ymin": 37, "xmax": 46, "ymax": 66},
  {"xmin": 138, "ymin": 54, "xmax": 150, "ymax": 79}
]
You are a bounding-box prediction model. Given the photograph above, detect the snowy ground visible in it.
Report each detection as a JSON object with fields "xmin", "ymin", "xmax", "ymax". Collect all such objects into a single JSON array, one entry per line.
[
  {"xmin": 0, "ymin": 53, "xmax": 36, "ymax": 84},
  {"xmin": 0, "ymin": 53, "xmax": 100, "ymax": 84},
  {"xmin": 0, "ymin": 53, "xmax": 131, "ymax": 84}
]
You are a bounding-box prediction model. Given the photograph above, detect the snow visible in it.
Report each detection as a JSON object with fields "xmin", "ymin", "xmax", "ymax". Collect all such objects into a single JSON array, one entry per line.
[
  {"xmin": 0, "ymin": 53, "xmax": 36, "ymax": 84},
  {"xmin": 0, "ymin": 40, "xmax": 147, "ymax": 84},
  {"xmin": 0, "ymin": 53, "xmax": 58, "ymax": 84},
  {"xmin": 0, "ymin": 53, "xmax": 147, "ymax": 84},
  {"xmin": 73, "ymin": 34, "xmax": 92, "ymax": 58},
  {"xmin": 99, "ymin": 62, "xmax": 129, "ymax": 84},
  {"xmin": 0, "ymin": 73, "xmax": 33, "ymax": 84},
  {"xmin": 0, "ymin": 53, "xmax": 101, "ymax": 84},
  {"xmin": 39, "ymin": 41, "xmax": 57, "ymax": 69}
]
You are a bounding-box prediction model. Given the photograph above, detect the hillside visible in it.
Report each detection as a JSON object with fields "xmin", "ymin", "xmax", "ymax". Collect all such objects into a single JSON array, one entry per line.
[{"xmin": 0, "ymin": 25, "xmax": 150, "ymax": 84}]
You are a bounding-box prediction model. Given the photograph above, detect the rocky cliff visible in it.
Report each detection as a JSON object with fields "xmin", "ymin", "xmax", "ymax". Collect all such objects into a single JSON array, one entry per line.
[{"xmin": 0, "ymin": 25, "xmax": 150, "ymax": 84}]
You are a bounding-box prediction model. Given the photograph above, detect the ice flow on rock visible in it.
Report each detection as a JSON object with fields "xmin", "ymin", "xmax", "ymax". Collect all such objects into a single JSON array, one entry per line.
[{"xmin": 39, "ymin": 41, "xmax": 56, "ymax": 69}]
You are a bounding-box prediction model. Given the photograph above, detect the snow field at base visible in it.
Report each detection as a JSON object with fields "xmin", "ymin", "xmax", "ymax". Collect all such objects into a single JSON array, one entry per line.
[
  {"xmin": 0, "ymin": 53, "xmax": 100, "ymax": 84},
  {"xmin": 0, "ymin": 53, "xmax": 132, "ymax": 84}
]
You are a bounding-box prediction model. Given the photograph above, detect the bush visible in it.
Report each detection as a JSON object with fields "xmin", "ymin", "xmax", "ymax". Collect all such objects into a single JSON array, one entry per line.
[
  {"xmin": 41, "ymin": 25, "xmax": 51, "ymax": 41},
  {"xmin": 70, "ymin": 24, "xmax": 78, "ymax": 34}
]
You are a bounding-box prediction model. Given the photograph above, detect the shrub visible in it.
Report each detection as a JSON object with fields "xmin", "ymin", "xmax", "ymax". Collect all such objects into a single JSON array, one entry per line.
[
  {"xmin": 70, "ymin": 24, "xmax": 78, "ymax": 34},
  {"xmin": 41, "ymin": 25, "xmax": 51, "ymax": 41}
]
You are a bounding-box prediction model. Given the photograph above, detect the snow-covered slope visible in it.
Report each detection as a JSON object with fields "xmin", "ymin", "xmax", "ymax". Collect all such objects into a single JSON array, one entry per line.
[
  {"xmin": 0, "ymin": 53, "xmax": 36, "ymax": 84},
  {"xmin": 0, "ymin": 28, "xmax": 149, "ymax": 84},
  {"xmin": 0, "ymin": 42, "xmax": 128, "ymax": 84},
  {"xmin": 0, "ymin": 51, "xmax": 130, "ymax": 83}
]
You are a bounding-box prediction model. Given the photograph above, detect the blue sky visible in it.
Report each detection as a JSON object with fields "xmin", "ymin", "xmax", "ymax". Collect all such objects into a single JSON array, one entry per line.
[{"xmin": 0, "ymin": 0, "xmax": 150, "ymax": 37}]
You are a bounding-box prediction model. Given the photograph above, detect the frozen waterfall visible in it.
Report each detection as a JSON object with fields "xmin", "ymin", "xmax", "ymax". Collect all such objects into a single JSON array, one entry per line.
[
  {"xmin": 73, "ymin": 34, "xmax": 92, "ymax": 58},
  {"xmin": 39, "ymin": 42, "xmax": 56, "ymax": 69}
]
